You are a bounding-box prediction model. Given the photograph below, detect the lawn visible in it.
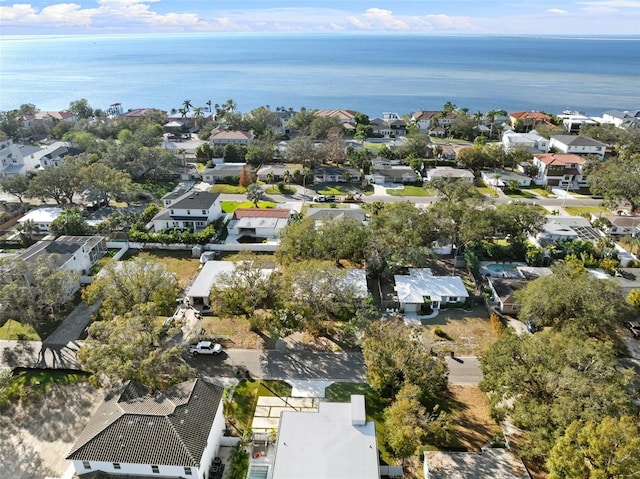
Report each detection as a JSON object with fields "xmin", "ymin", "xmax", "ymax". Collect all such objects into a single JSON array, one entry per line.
[
  {"xmin": 475, "ymin": 183, "xmax": 498, "ymax": 198},
  {"xmin": 221, "ymin": 201, "xmax": 278, "ymax": 213},
  {"xmin": 504, "ymin": 189, "xmax": 536, "ymax": 199},
  {"xmin": 0, "ymin": 319, "xmax": 40, "ymax": 340},
  {"xmin": 563, "ymin": 205, "xmax": 611, "ymax": 216},
  {"xmin": 199, "ymin": 315, "xmax": 266, "ymax": 349},
  {"xmin": 316, "ymin": 184, "xmax": 352, "ymax": 195},
  {"xmin": 0, "ymin": 369, "xmax": 88, "ymax": 408},
  {"xmin": 386, "ymin": 186, "xmax": 434, "ymax": 197},
  {"xmin": 210, "ymin": 184, "xmax": 247, "ymax": 194},
  {"xmin": 230, "ymin": 379, "xmax": 292, "ymax": 433},
  {"xmin": 265, "ymin": 185, "xmax": 296, "ymax": 195},
  {"xmin": 530, "ymin": 187, "xmax": 556, "ymax": 198},
  {"xmin": 125, "ymin": 250, "xmax": 201, "ymax": 289}
]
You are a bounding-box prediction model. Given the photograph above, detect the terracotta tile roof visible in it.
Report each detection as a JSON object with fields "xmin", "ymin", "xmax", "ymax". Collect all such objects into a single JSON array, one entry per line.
[
  {"xmin": 232, "ymin": 208, "xmax": 291, "ymax": 219},
  {"xmin": 315, "ymin": 109, "xmax": 357, "ymax": 121},
  {"xmin": 209, "ymin": 129, "xmax": 253, "ymax": 140},
  {"xmin": 535, "ymin": 153, "xmax": 585, "ymax": 165},
  {"xmin": 412, "ymin": 110, "xmax": 440, "ymax": 121},
  {"xmin": 67, "ymin": 379, "xmax": 223, "ymax": 467},
  {"xmin": 510, "ymin": 111, "xmax": 551, "ymax": 121}
]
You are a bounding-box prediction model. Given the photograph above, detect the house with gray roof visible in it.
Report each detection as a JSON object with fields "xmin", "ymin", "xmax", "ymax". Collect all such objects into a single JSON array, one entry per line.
[
  {"xmin": 426, "ymin": 167, "xmax": 474, "ymax": 183},
  {"xmin": 369, "ymin": 165, "xmax": 418, "ymax": 184},
  {"xmin": 550, "ymin": 135, "xmax": 607, "ymax": 160},
  {"xmin": 305, "ymin": 207, "xmax": 366, "ymax": 224},
  {"xmin": 202, "ymin": 163, "xmax": 246, "ymax": 183},
  {"xmin": 67, "ymin": 379, "xmax": 225, "ymax": 479},
  {"xmin": 152, "ymin": 191, "xmax": 222, "ymax": 232},
  {"xmin": 602, "ymin": 110, "xmax": 640, "ymax": 129},
  {"xmin": 313, "ymin": 166, "xmax": 361, "ymax": 183}
]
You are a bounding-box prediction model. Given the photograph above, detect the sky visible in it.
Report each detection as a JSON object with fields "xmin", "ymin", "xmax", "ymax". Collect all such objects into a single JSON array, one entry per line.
[{"xmin": 0, "ymin": 0, "xmax": 639, "ymax": 35}]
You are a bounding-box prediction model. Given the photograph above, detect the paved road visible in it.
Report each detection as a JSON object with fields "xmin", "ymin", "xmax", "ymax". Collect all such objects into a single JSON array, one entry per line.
[{"xmin": 445, "ymin": 356, "xmax": 483, "ymax": 385}]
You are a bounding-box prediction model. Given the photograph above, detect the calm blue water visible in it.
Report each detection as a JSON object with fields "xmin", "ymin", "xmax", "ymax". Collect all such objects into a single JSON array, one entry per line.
[{"xmin": 1, "ymin": 33, "xmax": 638, "ymax": 117}]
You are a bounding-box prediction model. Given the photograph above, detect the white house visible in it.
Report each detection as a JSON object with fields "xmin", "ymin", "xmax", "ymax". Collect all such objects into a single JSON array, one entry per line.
[
  {"xmin": 549, "ymin": 135, "xmax": 607, "ymax": 160},
  {"xmin": 501, "ymin": 129, "xmax": 550, "ymax": 153},
  {"xmin": 394, "ymin": 268, "xmax": 469, "ymax": 312},
  {"xmin": 0, "ymin": 140, "xmax": 78, "ymax": 178},
  {"xmin": 17, "ymin": 207, "xmax": 64, "ymax": 233},
  {"xmin": 370, "ymin": 165, "xmax": 418, "ymax": 184},
  {"xmin": 270, "ymin": 395, "xmax": 381, "ymax": 479},
  {"xmin": 536, "ymin": 215, "xmax": 602, "ymax": 243},
  {"xmin": 313, "ymin": 166, "xmax": 361, "ymax": 183},
  {"xmin": 66, "ymin": 379, "xmax": 225, "ymax": 479},
  {"xmin": 426, "ymin": 167, "xmax": 474, "ymax": 183},
  {"xmin": 202, "ymin": 163, "xmax": 246, "ymax": 183},
  {"xmin": 315, "ymin": 109, "xmax": 358, "ymax": 126},
  {"xmin": 152, "ymin": 191, "xmax": 222, "ymax": 232},
  {"xmin": 227, "ymin": 208, "xmax": 291, "ymax": 239},
  {"xmin": 558, "ymin": 113, "xmax": 598, "ymax": 134},
  {"xmin": 532, "ymin": 153, "xmax": 587, "ymax": 189},
  {"xmin": 602, "ymin": 110, "xmax": 640, "ymax": 129},
  {"xmin": 481, "ymin": 169, "xmax": 532, "ymax": 188}
]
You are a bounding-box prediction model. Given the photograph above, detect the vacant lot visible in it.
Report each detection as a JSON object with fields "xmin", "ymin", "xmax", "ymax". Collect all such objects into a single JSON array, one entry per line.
[
  {"xmin": 125, "ymin": 249, "xmax": 202, "ymax": 290},
  {"xmin": 200, "ymin": 315, "xmax": 266, "ymax": 349}
]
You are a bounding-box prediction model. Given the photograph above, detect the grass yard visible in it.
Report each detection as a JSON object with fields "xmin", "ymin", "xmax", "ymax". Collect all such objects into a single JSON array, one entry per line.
[
  {"xmin": 437, "ymin": 385, "xmax": 502, "ymax": 452},
  {"xmin": 210, "ymin": 184, "xmax": 247, "ymax": 194},
  {"xmin": 230, "ymin": 379, "xmax": 292, "ymax": 432},
  {"xmin": 530, "ymin": 187, "xmax": 556, "ymax": 198},
  {"xmin": 220, "ymin": 201, "xmax": 278, "ymax": 213},
  {"xmin": 0, "ymin": 320, "xmax": 40, "ymax": 340},
  {"xmin": 316, "ymin": 184, "xmax": 351, "ymax": 195},
  {"xmin": 504, "ymin": 189, "xmax": 537, "ymax": 199},
  {"xmin": 127, "ymin": 250, "xmax": 201, "ymax": 289},
  {"xmin": 386, "ymin": 185, "xmax": 433, "ymax": 197},
  {"xmin": 563, "ymin": 205, "xmax": 610, "ymax": 216},
  {"xmin": 265, "ymin": 185, "xmax": 296, "ymax": 195},
  {"xmin": 420, "ymin": 306, "xmax": 498, "ymax": 356},
  {"xmin": 475, "ymin": 183, "xmax": 498, "ymax": 198},
  {"xmin": 0, "ymin": 369, "xmax": 88, "ymax": 409},
  {"xmin": 199, "ymin": 315, "xmax": 266, "ymax": 349}
]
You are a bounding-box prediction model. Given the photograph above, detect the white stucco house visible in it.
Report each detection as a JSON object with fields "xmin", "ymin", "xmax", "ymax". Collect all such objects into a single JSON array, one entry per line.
[
  {"xmin": 17, "ymin": 206, "xmax": 64, "ymax": 233},
  {"xmin": 208, "ymin": 129, "xmax": 253, "ymax": 146},
  {"xmin": 501, "ymin": 129, "xmax": 550, "ymax": 153},
  {"xmin": 152, "ymin": 191, "xmax": 222, "ymax": 232},
  {"xmin": 426, "ymin": 167, "xmax": 474, "ymax": 183},
  {"xmin": 227, "ymin": 208, "xmax": 291, "ymax": 239},
  {"xmin": 66, "ymin": 379, "xmax": 225, "ymax": 479},
  {"xmin": 549, "ymin": 135, "xmax": 607, "ymax": 160},
  {"xmin": 394, "ymin": 268, "xmax": 469, "ymax": 312},
  {"xmin": 269, "ymin": 395, "xmax": 382, "ymax": 479},
  {"xmin": 481, "ymin": 169, "xmax": 532, "ymax": 188}
]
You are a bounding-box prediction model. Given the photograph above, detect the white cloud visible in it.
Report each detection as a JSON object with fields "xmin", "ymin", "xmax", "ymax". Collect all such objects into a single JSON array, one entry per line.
[
  {"xmin": 362, "ymin": 8, "xmax": 410, "ymax": 30},
  {"xmin": 547, "ymin": 8, "xmax": 568, "ymax": 14},
  {"xmin": 578, "ymin": 0, "xmax": 640, "ymax": 11},
  {"xmin": 0, "ymin": 3, "xmax": 98, "ymax": 25}
]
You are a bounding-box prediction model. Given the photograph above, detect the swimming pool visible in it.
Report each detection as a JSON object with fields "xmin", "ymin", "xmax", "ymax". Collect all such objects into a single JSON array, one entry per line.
[{"xmin": 485, "ymin": 263, "xmax": 520, "ymax": 273}]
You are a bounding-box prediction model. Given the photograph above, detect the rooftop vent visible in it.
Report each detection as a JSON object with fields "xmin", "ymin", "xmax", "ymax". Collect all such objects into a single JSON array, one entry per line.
[{"xmin": 351, "ymin": 395, "xmax": 366, "ymax": 426}]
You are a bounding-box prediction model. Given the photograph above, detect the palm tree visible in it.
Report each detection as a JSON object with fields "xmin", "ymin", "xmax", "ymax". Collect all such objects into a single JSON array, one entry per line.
[
  {"xmin": 193, "ymin": 106, "xmax": 203, "ymax": 130},
  {"xmin": 206, "ymin": 100, "xmax": 212, "ymax": 112},
  {"xmin": 15, "ymin": 219, "xmax": 38, "ymax": 246},
  {"xmin": 266, "ymin": 172, "xmax": 275, "ymax": 185},
  {"xmin": 182, "ymin": 99, "xmax": 192, "ymax": 112},
  {"xmin": 246, "ymin": 183, "xmax": 263, "ymax": 207},
  {"xmin": 223, "ymin": 98, "xmax": 236, "ymax": 113},
  {"xmin": 283, "ymin": 170, "xmax": 291, "ymax": 190}
]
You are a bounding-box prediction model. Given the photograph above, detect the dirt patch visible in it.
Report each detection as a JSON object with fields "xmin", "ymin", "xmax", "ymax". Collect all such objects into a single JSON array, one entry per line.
[
  {"xmin": 441, "ymin": 385, "xmax": 502, "ymax": 451},
  {"xmin": 200, "ymin": 315, "xmax": 267, "ymax": 349},
  {"xmin": 419, "ymin": 306, "xmax": 498, "ymax": 356},
  {"xmin": 0, "ymin": 381, "xmax": 104, "ymax": 479}
]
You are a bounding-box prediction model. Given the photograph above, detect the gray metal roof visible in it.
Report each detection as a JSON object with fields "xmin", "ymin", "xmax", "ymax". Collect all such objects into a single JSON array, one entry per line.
[{"xmin": 67, "ymin": 379, "xmax": 223, "ymax": 467}]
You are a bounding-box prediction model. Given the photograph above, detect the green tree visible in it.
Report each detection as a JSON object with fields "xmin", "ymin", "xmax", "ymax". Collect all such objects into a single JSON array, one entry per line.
[
  {"xmin": 362, "ymin": 321, "xmax": 448, "ymax": 402},
  {"xmin": 588, "ymin": 155, "xmax": 640, "ymax": 211},
  {"xmin": 547, "ymin": 416, "xmax": 640, "ymax": 479},
  {"xmin": 287, "ymin": 107, "xmax": 316, "ymax": 135},
  {"xmin": 82, "ymin": 256, "xmax": 180, "ymax": 320},
  {"xmin": 0, "ymin": 255, "xmax": 79, "ymax": 325},
  {"xmin": 247, "ymin": 106, "xmax": 281, "ymax": 139},
  {"xmin": 0, "ymin": 175, "xmax": 30, "ymax": 203},
  {"xmin": 78, "ymin": 162, "xmax": 134, "ymax": 206},
  {"xmin": 246, "ymin": 183, "xmax": 263, "ymax": 206},
  {"xmin": 514, "ymin": 262, "xmax": 631, "ymax": 338},
  {"xmin": 310, "ymin": 115, "xmax": 340, "ymax": 140},
  {"xmin": 245, "ymin": 139, "xmax": 275, "ymax": 166},
  {"xmin": 286, "ymin": 135, "xmax": 324, "ymax": 167},
  {"xmin": 28, "ymin": 157, "xmax": 83, "ymax": 204},
  {"xmin": 69, "ymin": 98, "xmax": 94, "ymax": 119},
  {"xmin": 383, "ymin": 383, "xmax": 428, "ymax": 460},
  {"xmin": 49, "ymin": 206, "xmax": 93, "ymax": 236},
  {"xmin": 78, "ymin": 310, "xmax": 192, "ymax": 389},
  {"xmin": 480, "ymin": 330, "xmax": 634, "ymax": 461}
]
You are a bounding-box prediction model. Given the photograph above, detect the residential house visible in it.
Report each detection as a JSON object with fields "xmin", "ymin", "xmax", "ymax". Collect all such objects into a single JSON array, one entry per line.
[
  {"xmin": 313, "ymin": 166, "xmax": 361, "ymax": 183},
  {"xmin": 186, "ymin": 260, "xmax": 274, "ymax": 308},
  {"xmin": 151, "ymin": 191, "xmax": 222, "ymax": 232},
  {"xmin": 0, "ymin": 140, "xmax": 78, "ymax": 177},
  {"xmin": 411, "ymin": 111, "xmax": 457, "ymax": 134},
  {"xmin": 426, "ymin": 167, "xmax": 474, "ymax": 183},
  {"xmin": 22, "ymin": 110, "xmax": 76, "ymax": 128},
  {"xmin": 370, "ymin": 165, "xmax": 418, "ymax": 184},
  {"xmin": 501, "ymin": 129, "xmax": 550, "ymax": 153},
  {"xmin": 424, "ymin": 449, "xmax": 531, "ymax": 479},
  {"xmin": 315, "ymin": 109, "xmax": 357, "ymax": 126},
  {"xmin": 201, "ymin": 163, "xmax": 246, "ymax": 183},
  {"xmin": 305, "ymin": 208, "xmax": 367, "ymax": 225},
  {"xmin": 481, "ymin": 169, "xmax": 532, "ymax": 188},
  {"xmin": 17, "ymin": 207, "xmax": 64, "ymax": 233},
  {"xmin": 532, "ymin": 153, "xmax": 587, "ymax": 189},
  {"xmin": 165, "ymin": 110, "xmax": 214, "ymax": 133},
  {"xmin": 549, "ymin": 135, "xmax": 607, "ymax": 160},
  {"xmin": 66, "ymin": 379, "xmax": 225, "ymax": 479},
  {"xmin": 394, "ymin": 268, "xmax": 469, "ymax": 312},
  {"xmin": 256, "ymin": 164, "xmax": 289, "ymax": 182},
  {"xmin": 558, "ymin": 113, "xmax": 598, "ymax": 133},
  {"xmin": 122, "ymin": 108, "xmax": 166, "ymax": 119},
  {"xmin": 227, "ymin": 208, "xmax": 291, "ymax": 239},
  {"xmin": 597, "ymin": 214, "xmax": 640, "ymax": 237},
  {"xmin": 536, "ymin": 215, "xmax": 602, "ymax": 244},
  {"xmin": 602, "ymin": 110, "xmax": 640, "ymax": 129},
  {"xmin": 208, "ymin": 129, "xmax": 253, "ymax": 146},
  {"xmin": 345, "ymin": 269, "xmax": 369, "ymax": 299},
  {"xmin": 272, "ymin": 109, "xmax": 295, "ymax": 136},
  {"xmin": 509, "ymin": 111, "xmax": 551, "ymax": 131},
  {"xmin": 487, "ymin": 278, "xmax": 527, "ymax": 314},
  {"xmin": 269, "ymin": 395, "xmax": 382, "ymax": 479},
  {"xmin": 370, "ymin": 117, "xmax": 407, "ymax": 138}
]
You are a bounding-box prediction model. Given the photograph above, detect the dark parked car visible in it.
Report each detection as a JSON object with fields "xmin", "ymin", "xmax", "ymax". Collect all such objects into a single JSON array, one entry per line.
[
  {"xmin": 626, "ymin": 321, "xmax": 640, "ymax": 339},
  {"xmin": 525, "ymin": 320, "xmax": 537, "ymax": 334}
]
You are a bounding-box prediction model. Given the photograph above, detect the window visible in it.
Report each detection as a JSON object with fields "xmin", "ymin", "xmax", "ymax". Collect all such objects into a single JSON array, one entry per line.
[
  {"xmin": 113, "ymin": 463, "xmax": 121, "ymax": 470},
  {"xmin": 82, "ymin": 461, "xmax": 91, "ymax": 470},
  {"xmin": 170, "ymin": 209, "xmax": 174, "ymax": 215},
  {"xmin": 201, "ymin": 210, "xmax": 207, "ymax": 215},
  {"xmin": 184, "ymin": 467, "xmax": 192, "ymax": 475},
  {"xmin": 151, "ymin": 465, "xmax": 160, "ymax": 474},
  {"xmin": 187, "ymin": 210, "xmax": 191, "ymax": 215}
]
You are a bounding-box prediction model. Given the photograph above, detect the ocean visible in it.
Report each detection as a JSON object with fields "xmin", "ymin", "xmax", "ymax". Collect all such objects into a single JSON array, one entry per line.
[{"xmin": 1, "ymin": 33, "xmax": 638, "ymax": 117}]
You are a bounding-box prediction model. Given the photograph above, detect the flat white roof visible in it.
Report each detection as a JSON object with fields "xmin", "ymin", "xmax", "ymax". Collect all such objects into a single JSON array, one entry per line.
[
  {"xmin": 345, "ymin": 269, "xmax": 368, "ymax": 298},
  {"xmin": 186, "ymin": 260, "xmax": 235, "ymax": 299},
  {"xmin": 18, "ymin": 207, "xmax": 63, "ymax": 225},
  {"xmin": 394, "ymin": 268, "xmax": 468, "ymax": 304},
  {"xmin": 272, "ymin": 396, "xmax": 379, "ymax": 479}
]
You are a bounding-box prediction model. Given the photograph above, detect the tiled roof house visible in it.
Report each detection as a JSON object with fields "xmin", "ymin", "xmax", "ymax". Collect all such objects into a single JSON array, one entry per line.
[{"xmin": 67, "ymin": 379, "xmax": 225, "ymax": 478}]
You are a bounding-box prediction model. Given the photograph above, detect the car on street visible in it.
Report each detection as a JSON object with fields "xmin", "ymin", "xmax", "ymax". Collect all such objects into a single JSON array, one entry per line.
[
  {"xmin": 626, "ymin": 321, "xmax": 640, "ymax": 339},
  {"xmin": 189, "ymin": 341, "xmax": 223, "ymax": 355}
]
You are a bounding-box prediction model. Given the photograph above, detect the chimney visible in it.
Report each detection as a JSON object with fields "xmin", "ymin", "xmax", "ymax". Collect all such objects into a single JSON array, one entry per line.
[{"xmin": 351, "ymin": 395, "xmax": 366, "ymax": 426}]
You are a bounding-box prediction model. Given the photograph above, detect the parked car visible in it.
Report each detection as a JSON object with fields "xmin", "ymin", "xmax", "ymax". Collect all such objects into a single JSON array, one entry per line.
[
  {"xmin": 525, "ymin": 320, "xmax": 537, "ymax": 334},
  {"xmin": 189, "ymin": 341, "xmax": 222, "ymax": 355},
  {"xmin": 626, "ymin": 321, "xmax": 640, "ymax": 339}
]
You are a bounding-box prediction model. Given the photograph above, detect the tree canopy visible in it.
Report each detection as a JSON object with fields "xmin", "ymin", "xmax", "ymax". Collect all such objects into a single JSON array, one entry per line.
[{"xmin": 480, "ymin": 329, "xmax": 634, "ymax": 461}]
